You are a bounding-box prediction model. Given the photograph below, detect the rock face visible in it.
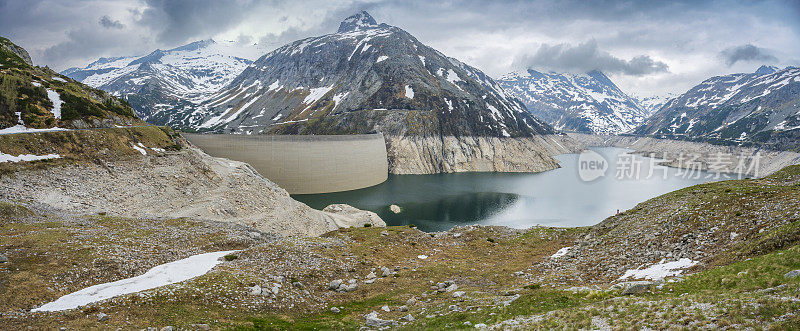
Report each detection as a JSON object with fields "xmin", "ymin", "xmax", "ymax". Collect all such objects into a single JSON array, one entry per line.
[
  {"xmin": 497, "ymin": 69, "xmax": 649, "ymax": 134},
  {"xmin": 322, "ymin": 204, "xmax": 385, "ymax": 228},
  {"xmin": 0, "ymin": 37, "xmax": 32, "ymax": 66},
  {"xmin": 0, "ymin": 145, "xmax": 383, "ymax": 237},
  {"xmin": 62, "ymin": 39, "xmax": 261, "ymax": 121},
  {"xmin": 386, "ymin": 134, "xmax": 582, "ymax": 174},
  {"xmin": 634, "ymin": 66, "xmax": 800, "ymax": 151}
]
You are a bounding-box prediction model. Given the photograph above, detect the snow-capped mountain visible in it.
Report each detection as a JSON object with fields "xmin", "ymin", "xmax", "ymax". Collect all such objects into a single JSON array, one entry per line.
[
  {"xmin": 62, "ymin": 40, "xmax": 264, "ymax": 120},
  {"xmin": 635, "ymin": 65, "xmax": 800, "ymax": 150},
  {"xmin": 173, "ymin": 11, "xmax": 552, "ymax": 138},
  {"xmin": 497, "ymin": 69, "xmax": 648, "ymax": 134},
  {"xmin": 633, "ymin": 93, "xmax": 677, "ymax": 115}
]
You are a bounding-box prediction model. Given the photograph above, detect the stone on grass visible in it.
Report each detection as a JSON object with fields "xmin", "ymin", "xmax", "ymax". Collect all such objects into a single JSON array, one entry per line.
[
  {"xmin": 328, "ymin": 279, "xmax": 343, "ymax": 290},
  {"xmin": 97, "ymin": 312, "xmax": 108, "ymax": 322},
  {"xmin": 400, "ymin": 314, "xmax": 414, "ymax": 322},
  {"xmin": 0, "ymin": 254, "xmax": 7, "ymax": 263},
  {"xmin": 331, "ymin": 307, "xmax": 340, "ymax": 313},
  {"xmin": 618, "ymin": 281, "xmax": 654, "ymax": 295},
  {"xmin": 453, "ymin": 291, "xmax": 465, "ymax": 298},
  {"xmin": 784, "ymin": 270, "xmax": 800, "ymax": 279},
  {"xmin": 399, "ymin": 305, "xmax": 409, "ymax": 312},
  {"xmin": 365, "ymin": 311, "xmax": 396, "ymax": 328},
  {"xmin": 406, "ymin": 297, "xmax": 417, "ymax": 306}
]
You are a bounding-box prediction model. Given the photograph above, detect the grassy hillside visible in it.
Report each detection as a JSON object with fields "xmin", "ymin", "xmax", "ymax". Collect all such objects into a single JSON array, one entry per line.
[
  {"xmin": 0, "ymin": 36, "xmax": 139, "ymax": 130},
  {"xmin": 1, "ymin": 165, "xmax": 799, "ymax": 329}
]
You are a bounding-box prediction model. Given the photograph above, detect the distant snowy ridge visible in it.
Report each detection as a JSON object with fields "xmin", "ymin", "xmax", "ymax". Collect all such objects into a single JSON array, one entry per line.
[
  {"xmin": 635, "ymin": 65, "xmax": 800, "ymax": 150},
  {"xmin": 497, "ymin": 69, "xmax": 649, "ymax": 134},
  {"xmin": 62, "ymin": 40, "xmax": 266, "ymax": 121}
]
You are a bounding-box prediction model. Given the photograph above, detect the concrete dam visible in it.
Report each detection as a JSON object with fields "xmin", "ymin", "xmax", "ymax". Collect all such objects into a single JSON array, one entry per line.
[{"xmin": 184, "ymin": 133, "xmax": 389, "ymax": 194}]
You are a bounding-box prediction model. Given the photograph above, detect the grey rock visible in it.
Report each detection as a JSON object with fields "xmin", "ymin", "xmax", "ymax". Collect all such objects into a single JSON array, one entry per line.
[
  {"xmin": 331, "ymin": 307, "xmax": 341, "ymax": 313},
  {"xmin": 400, "ymin": 314, "xmax": 415, "ymax": 322},
  {"xmin": 160, "ymin": 327, "xmax": 173, "ymax": 331},
  {"xmin": 250, "ymin": 285, "xmax": 262, "ymax": 295},
  {"xmin": 475, "ymin": 323, "xmax": 488, "ymax": 328},
  {"xmin": 398, "ymin": 305, "xmax": 409, "ymax": 312},
  {"xmin": 0, "ymin": 254, "xmax": 7, "ymax": 263},
  {"xmin": 406, "ymin": 297, "xmax": 417, "ymax": 306},
  {"xmin": 445, "ymin": 284, "xmax": 458, "ymax": 292},
  {"xmin": 329, "ymin": 279, "xmax": 343, "ymax": 290},
  {"xmin": 292, "ymin": 281, "xmax": 304, "ymax": 289},
  {"xmin": 449, "ymin": 305, "xmax": 459, "ymax": 311},
  {"xmin": 784, "ymin": 270, "xmax": 800, "ymax": 279},
  {"xmin": 617, "ymin": 281, "xmax": 655, "ymax": 295},
  {"xmin": 453, "ymin": 291, "xmax": 465, "ymax": 298},
  {"xmin": 365, "ymin": 311, "xmax": 396, "ymax": 328},
  {"xmin": 97, "ymin": 312, "xmax": 108, "ymax": 322},
  {"xmin": 381, "ymin": 266, "xmax": 391, "ymax": 277},
  {"xmin": 366, "ymin": 271, "xmax": 376, "ymax": 279}
]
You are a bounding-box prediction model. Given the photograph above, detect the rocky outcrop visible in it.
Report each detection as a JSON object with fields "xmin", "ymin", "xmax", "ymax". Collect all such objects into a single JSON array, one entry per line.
[
  {"xmin": 386, "ymin": 134, "xmax": 583, "ymax": 174},
  {"xmin": 0, "ymin": 37, "xmax": 32, "ymax": 66},
  {"xmin": 569, "ymin": 133, "xmax": 800, "ymax": 177},
  {"xmin": 0, "ymin": 144, "xmax": 384, "ymax": 237}
]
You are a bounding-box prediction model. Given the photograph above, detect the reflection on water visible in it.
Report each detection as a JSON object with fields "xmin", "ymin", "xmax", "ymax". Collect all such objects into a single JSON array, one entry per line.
[{"xmin": 293, "ymin": 147, "xmax": 725, "ymax": 232}]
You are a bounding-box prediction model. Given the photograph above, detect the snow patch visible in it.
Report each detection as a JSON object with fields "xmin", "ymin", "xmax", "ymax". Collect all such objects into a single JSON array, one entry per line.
[
  {"xmin": 618, "ymin": 258, "xmax": 698, "ymax": 281},
  {"xmin": 0, "ymin": 152, "xmax": 61, "ymax": 163},
  {"xmin": 376, "ymin": 55, "xmax": 388, "ymax": 63},
  {"xmin": 304, "ymin": 85, "xmax": 334, "ymax": 104},
  {"xmin": 405, "ymin": 85, "xmax": 414, "ymax": 99},
  {"xmin": 46, "ymin": 89, "xmax": 62, "ymax": 119},
  {"xmin": 131, "ymin": 143, "xmax": 147, "ymax": 155},
  {"xmin": 32, "ymin": 251, "xmax": 237, "ymax": 312},
  {"xmin": 551, "ymin": 247, "xmax": 571, "ymax": 259}
]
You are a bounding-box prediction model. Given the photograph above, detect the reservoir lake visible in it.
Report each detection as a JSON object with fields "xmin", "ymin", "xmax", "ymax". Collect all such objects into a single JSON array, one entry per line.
[{"xmin": 293, "ymin": 147, "xmax": 733, "ymax": 232}]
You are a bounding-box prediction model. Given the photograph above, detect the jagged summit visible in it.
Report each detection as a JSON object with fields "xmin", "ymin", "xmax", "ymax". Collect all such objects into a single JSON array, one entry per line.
[
  {"xmin": 337, "ymin": 11, "xmax": 379, "ymax": 33},
  {"xmin": 755, "ymin": 65, "xmax": 779, "ymax": 75}
]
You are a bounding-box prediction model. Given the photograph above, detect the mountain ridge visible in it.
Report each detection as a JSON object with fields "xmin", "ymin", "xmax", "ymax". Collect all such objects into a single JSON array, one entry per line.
[{"xmin": 497, "ymin": 68, "xmax": 649, "ymax": 134}]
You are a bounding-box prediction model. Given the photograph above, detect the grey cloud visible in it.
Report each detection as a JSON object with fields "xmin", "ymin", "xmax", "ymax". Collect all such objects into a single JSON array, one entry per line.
[
  {"xmin": 719, "ymin": 44, "xmax": 776, "ymax": 66},
  {"xmin": 515, "ymin": 40, "xmax": 669, "ymax": 76},
  {"xmin": 99, "ymin": 15, "xmax": 124, "ymax": 29},
  {"xmin": 136, "ymin": 0, "xmax": 259, "ymax": 44}
]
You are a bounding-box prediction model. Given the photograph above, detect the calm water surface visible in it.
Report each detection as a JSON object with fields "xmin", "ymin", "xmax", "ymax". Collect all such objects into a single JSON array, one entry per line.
[{"xmin": 293, "ymin": 147, "xmax": 731, "ymax": 232}]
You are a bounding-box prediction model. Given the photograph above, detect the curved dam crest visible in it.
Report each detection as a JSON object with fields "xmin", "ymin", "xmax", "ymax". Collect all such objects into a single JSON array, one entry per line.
[{"xmin": 184, "ymin": 133, "xmax": 389, "ymax": 194}]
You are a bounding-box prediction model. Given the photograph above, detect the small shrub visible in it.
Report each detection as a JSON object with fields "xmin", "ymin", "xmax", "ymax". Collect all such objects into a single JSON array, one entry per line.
[
  {"xmin": 223, "ymin": 254, "xmax": 238, "ymax": 261},
  {"xmin": 487, "ymin": 238, "xmax": 496, "ymax": 243},
  {"xmin": 524, "ymin": 283, "xmax": 541, "ymax": 290},
  {"xmin": 363, "ymin": 223, "xmax": 372, "ymax": 227}
]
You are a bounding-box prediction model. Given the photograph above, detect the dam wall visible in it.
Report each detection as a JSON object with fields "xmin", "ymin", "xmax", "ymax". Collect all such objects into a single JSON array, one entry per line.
[{"xmin": 184, "ymin": 133, "xmax": 388, "ymax": 194}]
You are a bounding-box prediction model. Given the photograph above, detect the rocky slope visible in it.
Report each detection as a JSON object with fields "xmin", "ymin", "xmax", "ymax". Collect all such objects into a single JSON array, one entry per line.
[
  {"xmin": 568, "ymin": 133, "xmax": 800, "ymax": 177},
  {"xmin": 171, "ymin": 11, "xmax": 573, "ymax": 174},
  {"xmin": 497, "ymin": 69, "xmax": 649, "ymax": 134},
  {"xmin": 1, "ymin": 36, "xmax": 140, "ymax": 132},
  {"xmin": 62, "ymin": 40, "xmax": 260, "ymax": 121},
  {"xmin": 3, "ymin": 165, "xmax": 799, "ymax": 329},
  {"xmin": 634, "ymin": 65, "xmax": 800, "ymax": 151},
  {"xmin": 0, "ymin": 127, "xmax": 383, "ymax": 236}
]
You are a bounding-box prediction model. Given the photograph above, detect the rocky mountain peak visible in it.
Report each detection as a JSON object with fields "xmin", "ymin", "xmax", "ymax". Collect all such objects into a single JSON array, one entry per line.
[
  {"xmin": 755, "ymin": 65, "xmax": 779, "ymax": 75},
  {"xmin": 337, "ymin": 11, "xmax": 379, "ymax": 33}
]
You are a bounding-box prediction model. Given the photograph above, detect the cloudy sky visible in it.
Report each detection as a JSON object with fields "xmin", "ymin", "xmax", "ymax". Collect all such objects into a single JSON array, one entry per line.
[{"xmin": 1, "ymin": 0, "xmax": 798, "ymax": 97}]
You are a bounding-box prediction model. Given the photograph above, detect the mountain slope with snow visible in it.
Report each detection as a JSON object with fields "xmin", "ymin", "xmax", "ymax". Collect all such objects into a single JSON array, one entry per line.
[
  {"xmin": 174, "ymin": 11, "xmax": 552, "ymax": 139},
  {"xmin": 497, "ymin": 69, "xmax": 648, "ymax": 134},
  {"xmin": 62, "ymin": 40, "xmax": 263, "ymax": 121},
  {"xmin": 634, "ymin": 65, "xmax": 800, "ymax": 151}
]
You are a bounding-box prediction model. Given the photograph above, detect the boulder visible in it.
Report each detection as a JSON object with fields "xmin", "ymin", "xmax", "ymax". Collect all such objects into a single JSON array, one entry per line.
[
  {"xmin": 323, "ymin": 204, "xmax": 386, "ymax": 228},
  {"xmin": 328, "ymin": 279, "xmax": 343, "ymax": 290},
  {"xmin": 97, "ymin": 312, "xmax": 108, "ymax": 322},
  {"xmin": 616, "ymin": 281, "xmax": 655, "ymax": 295},
  {"xmin": 784, "ymin": 270, "xmax": 800, "ymax": 279},
  {"xmin": 0, "ymin": 254, "xmax": 7, "ymax": 263},
  {"xmin": 365, "ymin": 311, "xmax": 396, "ymax": 328}
]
